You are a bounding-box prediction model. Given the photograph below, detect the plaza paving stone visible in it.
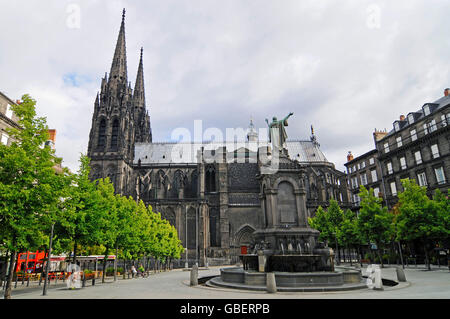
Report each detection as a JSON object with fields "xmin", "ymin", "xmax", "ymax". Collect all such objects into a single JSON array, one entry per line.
[{"xmin": 8, "ymin": 264, "xmax": 450, "ymax": 299}]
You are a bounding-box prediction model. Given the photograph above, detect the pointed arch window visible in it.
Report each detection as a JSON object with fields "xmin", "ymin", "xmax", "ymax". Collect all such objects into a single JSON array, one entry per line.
[
  {"xmin": 205, "ymin": 165, "xmax": 216, "ymax": 193},
  {"xmin": 110, "ymin": 118, "xmax": 119, "ymax": 151},
  {"xmin": 97, "ymin": 119, "xmax": 107, "ymax": 149}
]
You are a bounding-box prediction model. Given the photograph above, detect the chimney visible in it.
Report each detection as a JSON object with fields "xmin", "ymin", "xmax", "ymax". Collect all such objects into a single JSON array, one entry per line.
[
  {"xmin": 445, "ymin": 88, "xmax": 450, "ymax": 97},
  {"xmin": 399, "ymin": 115, "xmax": 405, "ymax": 121},
  {"xmin": 46, "ymin": 129, "xmax": 56, "ymax": 150},
  {"xmin": 347, "ymin": 151, "xmax": 354, "ymax": 162},
  {"xmin": 373, "ymin": 129, "xmax": 388, "ymax": 142}
]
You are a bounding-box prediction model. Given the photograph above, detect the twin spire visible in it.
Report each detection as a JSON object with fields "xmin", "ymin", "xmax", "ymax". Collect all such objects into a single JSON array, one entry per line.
[{"xmin": 108, "ymin": 8, "xmax": 145, "ymax": 102}]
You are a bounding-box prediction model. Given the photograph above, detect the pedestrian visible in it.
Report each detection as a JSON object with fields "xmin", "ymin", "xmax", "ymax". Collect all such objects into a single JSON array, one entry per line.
[{"xmin": 131, "ymin": 265, "xmax": 137, "ymax": 278}]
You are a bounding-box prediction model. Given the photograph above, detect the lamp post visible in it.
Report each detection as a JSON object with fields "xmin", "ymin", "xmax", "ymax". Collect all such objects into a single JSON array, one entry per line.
[
  {"xmin": 185, "ymin": 206, "xmax": 188, "ymax": 269},
  {"xmin": 42, "ymin": 223, "xmax": 54, "ymax": 296}
]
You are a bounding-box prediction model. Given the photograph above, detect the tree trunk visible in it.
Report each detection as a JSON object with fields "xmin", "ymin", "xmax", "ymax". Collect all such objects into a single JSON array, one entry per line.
[
  {"xmin": 424, "ymin": 243, "xmax": 431, "ymax": 271},
  {"xmin": 4, "ymin": 250, "xmax": 17, "ymax": 299},
  {"xmin": 72, "ymin": 241, "xmax": 78, "ymax": 265},
  {"xmin": 377, "ymin": 247, "xmax": 384, "ymax": 268},
  {"xmin": 0, "ymin": 250, "xmax": 9, "ymax": 288}
]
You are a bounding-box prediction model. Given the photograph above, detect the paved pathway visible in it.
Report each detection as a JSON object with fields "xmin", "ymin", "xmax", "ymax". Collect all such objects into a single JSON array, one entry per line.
[{"xmin": 8, "ymin": 264, "xmax": 450, "ymax": 299}]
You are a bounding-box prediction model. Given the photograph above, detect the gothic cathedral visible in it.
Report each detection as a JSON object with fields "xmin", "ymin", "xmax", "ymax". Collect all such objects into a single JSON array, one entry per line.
[{"xmin": 87, "ymin": 11, "xmax": 352, "ymax": 267}]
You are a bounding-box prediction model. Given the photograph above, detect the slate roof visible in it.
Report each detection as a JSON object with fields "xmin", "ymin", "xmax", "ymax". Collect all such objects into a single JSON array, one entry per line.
[
  {"xmin": 385, "ymin": 94, "xmax": 450, "ymax": 137},
  {"xmin": 134, "ymin": 139, "xmax": 328, "ymax": 165}
]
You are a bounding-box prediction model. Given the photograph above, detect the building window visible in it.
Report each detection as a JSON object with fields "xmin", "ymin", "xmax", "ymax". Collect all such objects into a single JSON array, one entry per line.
[
  {"xmin": 97, "ymin": 119, "xmax": 107, "ymax": 149},
  {"xmin": 360, "ymin": 173, "xmax": 368, "ymax": 186},
  {"xmin": 423, "ymin": 105, "xmax": 430, "ymax": 116},
  {"xmin": 441, "ymin": 114, "xmax": 448, "ymax": 127},
  {"xmin": 407, "ymin": 113, "xmax": 414, "ymax": 124},
  {"xmin": 434, "ymin": 167, "xmax": 446, "ymax": 185},
  {"xmin": 110, "ymin": 119, "xmax": 119, "ymax": 151},
  {"xmin": 399, "ymin": 157, "xmax": 407, "ymax": 170},
  {"xmin": 428, "ymin": 119, "xmax": 437, "ymax": 133},
  {"xmin": 1, "ymin": 133, "xmax": 9, "ymax": 145},
  {"xmin": 5, "ymin": 104, "xmax": 13, "ymax": 119},
  {"xmin": 390, "ymin": 182, "xmax": 397, "ymax": 196},
  {"xmin": 431, "ymin": 144, "xmax": 439, "ymax": 159},
  {"xmin": 361, "ymin": 161, "xmax": 366, "ymax": 169},
  {"xmin": 417, "ymin": 172, "xmax": 427, "ymax": 187},
  {"xmin": 205, "ymin": 165, "xmax": 216, "ymax": 192},
  {"xmin": 369, "ymin": 157, "xmax": 375, "ymax": 165},
  {"xmin": 357, "ymin": 163, "xmax": 360, "ymax": 170},
  {"xmin": 371, "ymin": 169, "xmax": 378, "ymax": 182},
  {"xmin": 387, "ymin": 162, "xmax": 393, "ymax": 174},
  {"xmin": 394, "ymin": 122, "xmax": 400, "ymax": 132},
  {"xmin": 353, "ymin": 194, "xmax": 360, "ymax": 205},
  {"xmin": 396, "ymin": 136, "xmax": 403, "ymax": 148},
  {"xmin": 410, "ymin": 129, "xmax": 417, "ymax": 141},
  {"xmin": 373, "ymin": 187, "xmax": 380, "ymax": 198},
  {"xmin": 414, "ymin": 151, "xmax": 422, "ymax": 165},
  {"xmin": 384, "ymin": 143, "xmax": 390, "ymax": 153},
  {"xmin": 423, "ymin": 123, "xmax": 428, "ymax": 135},
  {"xmin": 351, "ymin": 177, "xmax": 358, "ymax": 189}
]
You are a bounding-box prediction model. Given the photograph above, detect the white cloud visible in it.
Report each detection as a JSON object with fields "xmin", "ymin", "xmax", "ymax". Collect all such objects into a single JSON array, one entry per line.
[{"xmin": 1, "ymin": 0, "xmax": 450, "ymax": 173}]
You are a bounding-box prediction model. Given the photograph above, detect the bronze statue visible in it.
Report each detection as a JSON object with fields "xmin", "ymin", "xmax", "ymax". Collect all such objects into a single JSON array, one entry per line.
[{"xmin": 265, "ymin": 112, "xmax": 294, "ymax": 150}]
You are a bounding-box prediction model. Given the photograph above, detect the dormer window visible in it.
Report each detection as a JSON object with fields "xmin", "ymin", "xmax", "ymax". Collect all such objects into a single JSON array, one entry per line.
[
  {"xmin": 393, "ymin": 122, "xmax": 400, "ymax": 132},
  {"xmin": 5, "ymin": 104, "xmax": 13, "ymax": 119},
  {"xmin": 423, "ymin": 105, "xmax": 430, "ymax": 116},
  {"xmin": 407, "ymin": 113, "xmax": 414, "ymax": 124}
]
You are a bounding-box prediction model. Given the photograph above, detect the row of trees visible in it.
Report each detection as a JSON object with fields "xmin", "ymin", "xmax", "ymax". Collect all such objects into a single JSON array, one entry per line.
[
  {"xmin": 309, "ymin": 181, "xmax": 449, "ymax": 269},
  {"xmin": 0, "ymin": 95, "xmax": 184, "ymax": 299}
]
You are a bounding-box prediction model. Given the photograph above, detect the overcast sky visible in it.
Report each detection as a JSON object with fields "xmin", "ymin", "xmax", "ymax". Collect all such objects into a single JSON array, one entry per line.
[{"xmin": 1, "ymin": 0, "xmax": 449, "ymax": 173}]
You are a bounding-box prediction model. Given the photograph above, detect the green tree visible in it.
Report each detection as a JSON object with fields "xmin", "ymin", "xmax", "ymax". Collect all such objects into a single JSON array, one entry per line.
[
  {"xmin": 0, "ymin": 95, "xmax": 68, "ymax": 299},
  {"xmin": 309, "ymin": 199, "xmax": 345, "ymax": 262},
  {"xmin": 309, "ymin": 206, "xmax": 332, "ymax": 244},
  {"xmin": 336, "ymin": 209, "xmax": 362, "ymax": 266},
  {"xmin": 63, "ymin": 154, "xmax": 104, "ymax": 265},
  {"xmin": 396, "ymin": 179, "xmax": 449, "ymax": 270},
  {"xmin": 357, "ymin": 185, "xmax": 394, "ymax": 267}
]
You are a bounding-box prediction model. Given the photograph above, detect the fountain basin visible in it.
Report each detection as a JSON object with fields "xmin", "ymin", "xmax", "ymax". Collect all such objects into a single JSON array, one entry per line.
[
  {"xmin": 240, "ymin": 253, "xmax": 333, "ymax": 273},
  {"xmin": 206, "ymin": 267, "xmax": 367, "ymax": 292}
]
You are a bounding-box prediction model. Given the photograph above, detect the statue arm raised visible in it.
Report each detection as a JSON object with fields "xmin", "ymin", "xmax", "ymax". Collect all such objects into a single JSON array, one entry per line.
[{"xmin": 283, "ymin": 112, "xmax": 294, "ymax": 122}]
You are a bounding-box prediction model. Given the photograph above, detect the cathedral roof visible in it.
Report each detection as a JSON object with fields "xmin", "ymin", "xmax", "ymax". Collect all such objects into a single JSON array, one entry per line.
[{"xmin": 134, "ymin": 140, "xmax": 328, "ymax": 165}]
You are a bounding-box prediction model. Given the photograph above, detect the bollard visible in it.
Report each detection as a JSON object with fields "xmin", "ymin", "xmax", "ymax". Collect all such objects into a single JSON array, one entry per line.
[
  {"xmin": 373, "ymin": 268, "xmax": 384, "ymax": 291},
  {"xmin": 82, "ymin": 273, "xmax": 86, "ymax": 288},
  {"xmin": 190, "ymin": 265, "xmax": 198, "ymax": 286},
  {"xmin": 266, "ymin": 273, "xmax": 277, "ymax": 293},
  {"xmin": 27, "ymin": 276, "xmax": 30, "ymax": 287},
  {"xmin": 55, "ymin": 275, "xmax": 58, "ymax": 285},
  {"xmin": 14, "ymin": 275, "xmax": 18, "ymax": 288},
  {"xmin": 396, "ymin": 267, "xmax": 407, "ymax": 282}
]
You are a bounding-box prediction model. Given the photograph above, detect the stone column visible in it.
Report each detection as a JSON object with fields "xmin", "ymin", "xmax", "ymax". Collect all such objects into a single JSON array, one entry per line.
[
  {"xmin": 294, "ymin": 189, "xmax": 308, "ymax": 227},
  {"xmin": 218, "ymin": 163, "xmax": 229, "ymax": 250}
]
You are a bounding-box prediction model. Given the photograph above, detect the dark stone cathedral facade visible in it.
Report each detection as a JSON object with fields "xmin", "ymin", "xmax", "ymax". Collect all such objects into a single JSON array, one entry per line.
[{"xmin": 87, "ymin": 11, "xmax": 352, "ymax": 267}]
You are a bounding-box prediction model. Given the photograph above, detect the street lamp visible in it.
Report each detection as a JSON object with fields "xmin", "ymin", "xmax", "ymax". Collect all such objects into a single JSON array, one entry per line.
[{"xmin": 42, "ymin": 223, "xmax": 54, "ymax": 296}]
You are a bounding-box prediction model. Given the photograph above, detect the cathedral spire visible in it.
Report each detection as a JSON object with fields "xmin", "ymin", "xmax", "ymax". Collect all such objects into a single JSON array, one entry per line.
[
  {"xmin": 133, "ymin": 47, "xmax": 145, "ymax": 106},
  {"xmin": 109, "ymin": 8, "xmax": 128, "ymax": 85}
]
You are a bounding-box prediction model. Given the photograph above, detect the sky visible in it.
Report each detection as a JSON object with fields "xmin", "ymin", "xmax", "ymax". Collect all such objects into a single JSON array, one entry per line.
[{"xmin": 1, "ymin": 0, "xmax": 450, "ymax": 173}]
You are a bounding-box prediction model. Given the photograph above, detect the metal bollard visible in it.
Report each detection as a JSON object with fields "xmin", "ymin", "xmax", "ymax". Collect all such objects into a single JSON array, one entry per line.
[
  {"xmin": 14, "ymin": 276, "xmax": 18, "ymax": 288},
  {"xmin": 266, "ymin": 273, "xmax": 277, "ymax": 293},
  {"xmin": 27, "ymin": 276, "xmax": 30, "ymax": 287}
]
